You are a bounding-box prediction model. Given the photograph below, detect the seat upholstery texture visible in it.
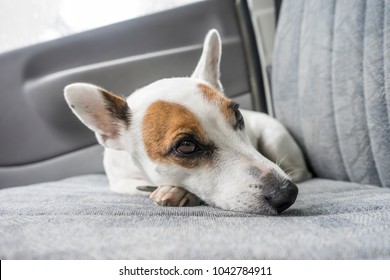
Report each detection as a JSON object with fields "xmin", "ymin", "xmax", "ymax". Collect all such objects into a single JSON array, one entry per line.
[
  {"xmin": 1, "ymin": 175, "xmax": 390, "ymax": 259},
  {"xmin": 272, "ymin": 0, "xmax": 390, "ymax": 187}
]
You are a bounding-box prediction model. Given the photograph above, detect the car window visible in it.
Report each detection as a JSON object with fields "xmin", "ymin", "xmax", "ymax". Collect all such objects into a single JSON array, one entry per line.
[{"xmin": 0, "ymin": 0, "xmax": 202, "ymax": 54}]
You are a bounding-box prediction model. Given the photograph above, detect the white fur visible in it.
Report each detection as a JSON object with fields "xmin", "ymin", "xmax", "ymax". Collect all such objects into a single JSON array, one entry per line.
[
  {"xmin": 191, "ymin": 29, "xmax": 223, "ymax": 92},
  {"xmin": 64, "ymin": 29, "xmax": 312, "ymax": 214}
]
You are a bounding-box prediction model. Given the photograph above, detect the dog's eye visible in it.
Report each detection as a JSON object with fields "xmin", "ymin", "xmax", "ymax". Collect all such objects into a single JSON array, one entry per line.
[
  {"xmin": 235, "ymin": 109, "xmax": 243, "ymax": 124},
  {"xmin": 233, "ymin": 103, "xmax": 245, "ymax": 130},
  {"xmin": 176, "ymin": 140, "xmax": 197, "ymax": 154}
]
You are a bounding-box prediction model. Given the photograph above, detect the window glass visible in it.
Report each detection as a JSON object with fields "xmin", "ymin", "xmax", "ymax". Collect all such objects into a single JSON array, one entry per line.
[{"xmin": 0, "ymin": 0, "xmax": 202, "ymax": 54}]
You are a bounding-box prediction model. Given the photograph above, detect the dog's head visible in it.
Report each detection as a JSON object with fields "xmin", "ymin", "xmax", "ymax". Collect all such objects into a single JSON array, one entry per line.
[{"xmin": 64, "ymin": 30, "xmax": 298, "ymax": 214}]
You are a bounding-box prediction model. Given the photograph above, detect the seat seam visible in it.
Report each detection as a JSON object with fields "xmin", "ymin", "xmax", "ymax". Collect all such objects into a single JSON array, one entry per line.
[
  {"xmin": 331, "ymin": 0, "xmax": 350, "ymax": 181},
  {"xmin": 383, "ymin": 0, "xmax": 390, "ymax": 123},
  {"xmin": 297, "ymin": 0, "xmax": 309, "ymax": 165},
  {"xmin": 362, "ymin": 0, "xmax": 382, "ymax": 186}
]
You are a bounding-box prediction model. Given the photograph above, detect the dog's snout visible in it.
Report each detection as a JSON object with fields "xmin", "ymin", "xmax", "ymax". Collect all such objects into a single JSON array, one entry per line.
[{"xmin": 263, "ymin": 180, "xmax": 298, "ymax": 214}]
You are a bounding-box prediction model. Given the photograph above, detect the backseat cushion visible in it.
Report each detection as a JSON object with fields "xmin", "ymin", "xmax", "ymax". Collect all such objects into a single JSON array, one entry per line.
[{"xmin": 1, "ymin": 174, "xmax": 390, "ymax": 259}]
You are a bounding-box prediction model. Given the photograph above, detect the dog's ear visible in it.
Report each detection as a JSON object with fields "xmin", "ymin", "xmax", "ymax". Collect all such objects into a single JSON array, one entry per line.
[
  {"xmin": 64, "ymin": 83, "xmax": 131, "ymax": 150},
  {"xmin": 191, "ymin": 29, "xmax": 223, "ymax": 92}
]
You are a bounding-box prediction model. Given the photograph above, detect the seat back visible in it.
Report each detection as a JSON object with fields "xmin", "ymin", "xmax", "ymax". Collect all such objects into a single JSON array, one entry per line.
[{"xmin": 272, "ymin": 0, "xmax": 390, "ymax": 187}]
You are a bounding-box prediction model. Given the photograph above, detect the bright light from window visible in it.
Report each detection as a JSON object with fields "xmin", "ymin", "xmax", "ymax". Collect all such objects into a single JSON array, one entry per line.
[{"xmin": 0, "ymin": 0, "xmax": 202, "ymax": 54}]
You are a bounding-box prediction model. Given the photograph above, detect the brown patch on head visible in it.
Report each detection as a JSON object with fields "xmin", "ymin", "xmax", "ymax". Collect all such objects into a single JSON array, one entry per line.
[
  {"xmin": 142, "ymin": 100, "xmax": 215, "ymax": 168},
  {"xmin": 197, "ymin": 83, "xmax": 234, "ymax": 120}
]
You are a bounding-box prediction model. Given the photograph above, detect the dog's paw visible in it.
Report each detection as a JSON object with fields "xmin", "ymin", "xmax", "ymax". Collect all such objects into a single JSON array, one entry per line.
[{"xmin": 150, "ymin": 186, "xmax": 201, "ymax": 207}]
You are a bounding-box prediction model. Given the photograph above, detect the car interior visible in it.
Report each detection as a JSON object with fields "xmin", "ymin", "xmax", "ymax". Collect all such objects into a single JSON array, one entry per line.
[{"xmin": 0, "ymin": 0, "xmax": 389, "ymax": 259}]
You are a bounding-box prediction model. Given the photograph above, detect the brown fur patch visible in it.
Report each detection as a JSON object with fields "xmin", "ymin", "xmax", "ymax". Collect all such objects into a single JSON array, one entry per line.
[
  {"xmin": 197, "ymin": 83, "xmax": 234, "ymax": 120},
  {"xmin": 142, "ymin": 100, "xmax": 214, "ymax": 168},
  {"xmin": 99, "ymin": 89, "xmax": 131, "ymax": 127},
  {"xmin": 87, "ymin": 88, "xmax": 131, "ymax": 143}
]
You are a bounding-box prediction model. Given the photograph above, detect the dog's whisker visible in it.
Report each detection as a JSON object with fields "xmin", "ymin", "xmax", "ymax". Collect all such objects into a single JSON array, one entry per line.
[
  {"xmin": 286, "ymin": 168, "xmax": 305, "ymax": 178},
  {"xmin": 275, "ymin": 154, "xmax": 288, "ymax": 167},
  {"xmin": 282, "ymin": 166, "xmax": 297, "ymax": 174}
]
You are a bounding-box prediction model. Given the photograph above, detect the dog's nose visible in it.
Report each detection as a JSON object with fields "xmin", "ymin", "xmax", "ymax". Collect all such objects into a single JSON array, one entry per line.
[{"xmin": 264, "ymin": 180, "xmax": 298, "ymax": 214}]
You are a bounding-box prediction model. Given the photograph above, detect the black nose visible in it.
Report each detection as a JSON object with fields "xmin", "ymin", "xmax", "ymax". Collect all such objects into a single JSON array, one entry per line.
[{"xmin": 264, "ymin": 180, "xmax": 298, "ymax": 214}]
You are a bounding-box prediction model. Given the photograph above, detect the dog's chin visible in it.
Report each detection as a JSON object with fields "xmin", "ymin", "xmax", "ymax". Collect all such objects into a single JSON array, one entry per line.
[
  {"xmin": 240, "ymin": 205, "xmax": 278, "ymax": 215},
  {"xmin": 250, "ymin": 207, "xmax": 278, "ymax": 215},
  {"xmin": 228, "ymin": 205, "xmax": 278, "ymax": 215},
  {"xmin": 207, "ymin": 200, "xmax": 279, "ymax": 215}
]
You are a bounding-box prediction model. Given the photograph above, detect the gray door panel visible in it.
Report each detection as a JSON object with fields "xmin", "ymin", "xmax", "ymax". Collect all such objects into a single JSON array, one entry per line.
[{"xmin": 0, "ymin": 0, "xmax": 252, "ymax": 188}]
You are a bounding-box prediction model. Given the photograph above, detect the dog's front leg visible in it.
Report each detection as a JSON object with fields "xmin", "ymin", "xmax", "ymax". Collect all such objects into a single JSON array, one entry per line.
[
  {"xmin": 150, "ymin": 186, "xmax": 201, "ymax": 207},
  {"xmin": 104, "ymin": 149, "xmax": 156, "ymax": 195}
]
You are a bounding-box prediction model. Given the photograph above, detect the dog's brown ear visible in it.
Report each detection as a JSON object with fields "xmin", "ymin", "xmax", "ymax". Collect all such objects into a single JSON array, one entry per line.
[
  {"xmin": 191, "ymin": 29, "xmax": 223, "ymax": 92},
  {"xmin": 64, "ymin": 83, "xmax": 131, "ymax": 150}
]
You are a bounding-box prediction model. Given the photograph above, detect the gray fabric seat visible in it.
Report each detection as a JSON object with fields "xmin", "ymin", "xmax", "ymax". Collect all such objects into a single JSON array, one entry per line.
[
  {"xmin": 1, "ymin": 174, "xmax": 390, "ymax": 259},
  {"xmin": 1, "ymin": 0, "xmax": 390, "ymax": 259},
  {"xmin": 272, "ymin": 0, "xmax": 390, "ymax": 187}
]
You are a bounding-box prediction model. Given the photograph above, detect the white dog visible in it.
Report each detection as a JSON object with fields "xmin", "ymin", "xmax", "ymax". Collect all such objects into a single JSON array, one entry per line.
[{"xmin": 64, "ymin": 29, "xmax": 311, "ymax": 215}]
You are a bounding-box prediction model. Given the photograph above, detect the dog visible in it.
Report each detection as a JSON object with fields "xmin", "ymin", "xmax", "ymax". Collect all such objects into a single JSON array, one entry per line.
[{"xmin": 64, "ymin": 29, "xmax": 311, "ymax": 215}]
